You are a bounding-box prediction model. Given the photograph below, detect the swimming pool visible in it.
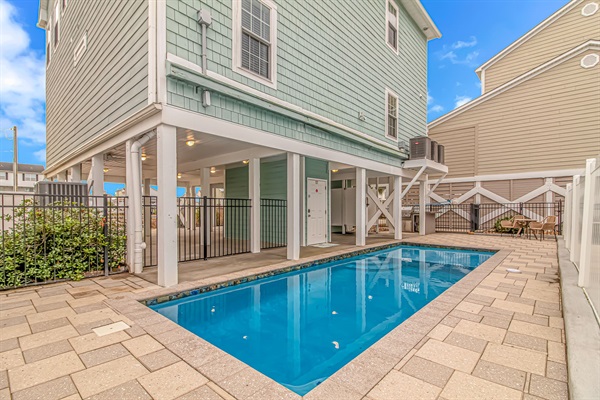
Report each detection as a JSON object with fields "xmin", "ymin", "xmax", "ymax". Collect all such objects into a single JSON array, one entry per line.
[{"xmin": 150, "ymin": 245, "xmax": 493, "ymax": 395}]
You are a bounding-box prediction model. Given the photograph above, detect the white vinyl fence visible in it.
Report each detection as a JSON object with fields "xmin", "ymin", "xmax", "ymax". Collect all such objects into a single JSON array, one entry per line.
[{"xmin": 564, "ymin": 155, "xmax": 600, "ymax": 318}]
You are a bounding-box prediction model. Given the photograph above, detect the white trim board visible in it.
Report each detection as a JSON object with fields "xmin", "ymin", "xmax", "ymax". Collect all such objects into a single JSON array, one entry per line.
[
  {"xmin": 429, "ymin": 40, "xmax": 600, "ymax": 129},
  {"xmin": 167, "ymin": 53, "xmax": 399, "ymax": 152},
  {"xmin": 427, "ymin": 169, "xmax": 585, "ymax": 184},
  {"xmin": 475, "ymin": 0, "xmax": 582, "ymax": 77},
  {"xmin": 162, "ymin": 105, "xmax": 415, "ymax": 178}
]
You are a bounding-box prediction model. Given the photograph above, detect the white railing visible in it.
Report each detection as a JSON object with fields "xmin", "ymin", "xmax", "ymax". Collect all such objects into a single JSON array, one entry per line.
[{"xmin": 565, "ymin": 155, "xmax": 600, "ymax": 318}]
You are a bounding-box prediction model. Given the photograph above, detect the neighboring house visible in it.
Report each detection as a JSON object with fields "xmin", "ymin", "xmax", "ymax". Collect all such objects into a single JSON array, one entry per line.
[
  {"xmin": 427, "ymin": 0, "xmax": 600, "ymax": 207},
  {"xmin": 0, "ymin": 163, "xmax": 45, "ymax": 193},
  {"xmin": 37, "ymin": 0, "xmax": 442, "ymax": 286}
]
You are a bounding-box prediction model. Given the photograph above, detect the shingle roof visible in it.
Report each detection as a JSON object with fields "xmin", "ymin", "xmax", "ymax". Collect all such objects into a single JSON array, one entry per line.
[{"xmin": 0, "ymin": 162, "xmax": 45, "ymax": 173}]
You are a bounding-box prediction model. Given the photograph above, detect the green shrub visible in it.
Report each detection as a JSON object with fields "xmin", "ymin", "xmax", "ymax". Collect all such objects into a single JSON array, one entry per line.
[{"xmin": 0, "ymin": 199, "xmax": 126, "ymax": 289}]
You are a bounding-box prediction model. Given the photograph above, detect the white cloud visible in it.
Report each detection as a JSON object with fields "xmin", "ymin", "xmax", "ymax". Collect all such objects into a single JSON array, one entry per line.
[
  {"xmin": 427, "ymin": 94, "xmax": 433, "ymax": 105},
  {"xmin": 33, "ymin": 148, "xmax": 46, "ymax": 162},
  {"xmin": 454, "ymin": 95, "xmax": 472, "ymax": 108},
  {"xmin": 452, "ymin": 36, "xmax": 477, "ymax": 50},
  {"xmin": 429, "ymin": 105, "xmax": 444, "ymax": 113},
  {"xmin": 440, "ymin": 50, "xmax": 480, "ymax": 67},
  {"xmin": 0, "ymin": 0, "xmax": 46, "ymax": 146}
]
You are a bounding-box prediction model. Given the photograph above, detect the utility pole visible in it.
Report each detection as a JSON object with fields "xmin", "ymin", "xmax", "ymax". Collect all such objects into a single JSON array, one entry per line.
[{"xmin": 11, "ymin": 126, "xmax": 18, "ymax": 192}]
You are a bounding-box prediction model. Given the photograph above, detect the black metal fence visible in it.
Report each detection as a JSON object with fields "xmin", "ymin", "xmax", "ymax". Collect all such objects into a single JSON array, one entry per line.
[
  {"xmin": 260, "ymin": 199, "xmax": 287, "ymax": 249},
  {"xmin": 421, "ymin": 201, "xmax": 563, "ymax": 234},
  {"xmin": 142, "ymin": 196, "xmax": 158, "ymax": 267},
  {"xmin": 0, "ymin": 193, "xmax": 128, "ymax": 289}
]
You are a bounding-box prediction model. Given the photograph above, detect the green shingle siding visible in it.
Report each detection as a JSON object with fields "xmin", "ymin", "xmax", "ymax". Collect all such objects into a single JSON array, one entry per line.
[{"xmin": 165, "ymin": 0, "xmax": 427, "ymax": 163}]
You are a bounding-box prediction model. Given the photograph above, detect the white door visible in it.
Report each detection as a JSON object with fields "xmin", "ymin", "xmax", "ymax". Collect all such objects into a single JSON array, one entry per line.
[{"xmin": 307, "ymin": 178, "xmax": 328, "ymax": 245}]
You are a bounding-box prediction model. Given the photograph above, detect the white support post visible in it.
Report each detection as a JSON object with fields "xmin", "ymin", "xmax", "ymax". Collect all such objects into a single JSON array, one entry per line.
[
  {"xmin": 356, "ymin": 167, "xmax": 367, "ymax": 246},
  {"xmin": 91, "ymin": 154, "xmax": 104, "ymax": 196},
  {"xmin": 569, "ymin": 175, "xmax": 580, "ymax": 263},
  {"xmin": 287, "ymin": 153, "xmax": 301, "ymax": 260},
  {"xmin": 394, "ymin": 175, "xmax": 402, "ymax": 240},
  {"xmin": 200, "ymin": 168, "xmax": 211, "ymax": 197},
  {"xmin": 56, "ymin": 170, "xmax": 67, "ymax": 182},
  {"xmin": 70, "ymin": 164, "xmax": 82, "ymax": 182},
  {"xmin": 475, "ymin": 181, "xmax": 481, "ymax": 204},
  {"xmin": 249, "ymin": 158, "xmax": 261, "ymax": 253},
  {"xmin": 156, "ymin": 124, "xmax": 178, "ymax": 287},
  {"xmin": 125, "ymin": 140, "xmax": 135, "ymax": 269},
  {"xmin": 419, "ymin": 176, "xmax": 429, "ymax": 236},
  {"xmin": 578, "ymin": 158, "xmax": 596, "ymax": 287}
]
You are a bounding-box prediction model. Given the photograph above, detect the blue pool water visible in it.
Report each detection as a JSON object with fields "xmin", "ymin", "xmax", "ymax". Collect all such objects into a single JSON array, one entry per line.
[{"xmin": 150, "ymin": 245, "xmax": 493, "ymax": 395}]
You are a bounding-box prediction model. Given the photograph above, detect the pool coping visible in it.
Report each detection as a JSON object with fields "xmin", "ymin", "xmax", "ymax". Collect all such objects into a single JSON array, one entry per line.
[{"xmin": 105, "ymin": 241, "xmax": 510, "ymax": 399}]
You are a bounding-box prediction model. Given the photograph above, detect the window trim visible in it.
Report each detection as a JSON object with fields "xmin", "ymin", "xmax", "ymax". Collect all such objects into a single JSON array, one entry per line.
[
  {"xmin": 232, "ymin": 0, "xmax": 278, "ymax": 89},
  {"xmin": 53, "ymin": 2, "xmax": 60, "ymax": 51},
  {"xmin": 386, "ymin": 0, "xmax": 399, "ymax": 54},
  {"xmin": 385, "ymin": 89, "xmax": 399, "ymax": 141}
]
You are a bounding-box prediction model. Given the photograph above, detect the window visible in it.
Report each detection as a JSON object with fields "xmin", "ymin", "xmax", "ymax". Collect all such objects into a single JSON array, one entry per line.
[
  {"xmin": 46, "ymin": 22, "xmax": 51, "ymax": 65},
  {"xmin": 53, "ymin": 3, "xmax": 60, "ymax": 49},
  {"xmin": 62, "ymin": 0, "xmax": 67, "ymax": 12},
  {"xmin": 386, "ymin": 0, "xmax": 399, "ymax": 52},
  {"xmin": 23, "ymin": 173, "xmax": 38, "ymax": 182},
  {"xmin": 386, "ymin": 90, "xmax": 398, "ymax": 140},
  {"xmin": 0, "ymin": 172, "xmax": 7, "ymax": 180},
  {"xmin": 233, "ymin": 0, "xmax": 277, "ymax": 88}
]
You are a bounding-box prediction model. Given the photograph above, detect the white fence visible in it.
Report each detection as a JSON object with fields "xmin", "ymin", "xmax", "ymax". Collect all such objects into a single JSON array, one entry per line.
[{"xmin": 564, "ymin": 155, "xmax": 600, "ymax": 318}]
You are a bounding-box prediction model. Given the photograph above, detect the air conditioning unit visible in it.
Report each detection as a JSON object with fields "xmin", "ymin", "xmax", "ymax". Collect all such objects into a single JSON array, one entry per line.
[
  {"xmin": 437, "ymin": 144, "xmax": 445, "ymax": 164},
  {"xmin": 35, "ymin": 182, "xmax": 88, "ymax": 205},
  {"xmin": 430, "ymin": 140, "xmax": 439, "ymax": 163},
  {"xmin": 409, "ymin": 136, "xmax": 432, "ymax": 160}
]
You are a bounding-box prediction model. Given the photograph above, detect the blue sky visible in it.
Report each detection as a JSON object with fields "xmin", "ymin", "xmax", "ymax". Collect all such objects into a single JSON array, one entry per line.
[{"xmin": 0, "ymin": 0, "xmax": 567, "ymax": 169}]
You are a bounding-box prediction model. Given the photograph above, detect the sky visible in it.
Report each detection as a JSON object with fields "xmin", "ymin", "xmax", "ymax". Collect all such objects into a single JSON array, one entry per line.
[{"xmin": 0, "ymin": 0, "xmax": 568, "ymax": 171}]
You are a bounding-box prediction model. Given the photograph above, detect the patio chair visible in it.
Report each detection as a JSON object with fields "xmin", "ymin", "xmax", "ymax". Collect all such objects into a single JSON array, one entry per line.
[
  {"xmin": 500, "ymin": 215, "xmax": 525, "ymax": 237},
  {"xmin": 529, "ymin": 216, "xmax": 557, "ymax": 241}
]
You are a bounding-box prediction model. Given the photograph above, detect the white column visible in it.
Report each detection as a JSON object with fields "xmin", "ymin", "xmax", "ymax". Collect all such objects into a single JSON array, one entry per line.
[
  {"xmin": 579, "ymin": 158, "xmax": 597, "ymax": 287},
  {"xmin": 91, "ymin": 154, "xmax": 105, "ymax": 196},
  {"xmin": 70, "ymin": 164, "xmax": 82, "ymax": 182},
  {"xmin": 157, "ymin": 124, "xmax": 178, "ymax": 287},
  {"xmin": 287, "ymin": 153, "xmax": 301, "ymax": 260},
  {"xmin": 355, "ymin": 167, "xmax": 366, "ymax": 246},
  {"xmin": 249, "ymin": 158, "xmax": 261, "ymax": 253},
  {"xmin": 419, "ymin": 177, "xmax": 428, "ymax": 236},
  {"xmin": 125, "ymin": 140, "xmax": 135, "ymax": 269},
  {"xmin": 200, "ymin": 168, "xmax": 211, "ymax": 197},
  {"xmin": 393, "ymin": 175, "xmax": 402, "ymax": 240},
  {"xmin": 569, "ymin": 175, "xmax": 580, "ymax": 262},
  {"xmin": 56, "ymin": 170, "xmax": 67, "ymax": 182},
  {"xmin": 564, "ymin": 183, "xmax": 572, "ymax": 249}
]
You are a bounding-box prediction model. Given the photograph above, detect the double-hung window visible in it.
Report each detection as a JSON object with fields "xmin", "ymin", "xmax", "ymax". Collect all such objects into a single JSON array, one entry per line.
[
  {"xmin": 53, "ymin": 2, "xmax": 60, "ymax": 49},
  {"xmin": 386, "ymin": 0, "xmax": 399, "ymax": 53},
  {"xmin": 386, "ymin": 90, "xmax": 399, "ymax": 140},
  {"xmin": 23, "ymin": 174, "xmax": 38, "ymax": 182},
  {"xmin": 233, "ymin": 0, "xmax": 277, "ymax": 88}
]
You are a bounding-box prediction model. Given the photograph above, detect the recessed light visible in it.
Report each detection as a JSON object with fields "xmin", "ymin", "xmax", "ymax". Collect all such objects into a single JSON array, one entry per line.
[
  {"xmin": 103, "ymin": 168, "xmax": 109, "ymax": 173},
  {"xmin": 331, "ymin": 169, "xmax": 339, "ymax": 173},
  {"xmin": 242, "ymin": 160, "xmax": 249, "ymax": 164},
  {"xmin": 141, "ymin": 153, "xmax": 147, "ymax": 161},
  {"xmin": 186, "ymin": 139, "xmax": 195, "ymax": 147},
  {"xmin": 177, "ymin": 173, "xmax": 182, "ymax": 179}
]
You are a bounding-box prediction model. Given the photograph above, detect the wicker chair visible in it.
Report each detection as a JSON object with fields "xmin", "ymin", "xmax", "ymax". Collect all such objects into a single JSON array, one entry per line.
[
  {"xmin": 529, "ymin": 216, "xmax": 557, "ymax": 241},
  {"xmin": 500, "ymin": 215, "xmax": 525, "ymax": 237}
]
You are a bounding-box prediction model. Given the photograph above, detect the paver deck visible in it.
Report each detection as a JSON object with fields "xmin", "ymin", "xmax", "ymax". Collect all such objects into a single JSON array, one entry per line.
[{"xmin": 0, "ymin": 234, "xmax": 567, "ymax": 400}]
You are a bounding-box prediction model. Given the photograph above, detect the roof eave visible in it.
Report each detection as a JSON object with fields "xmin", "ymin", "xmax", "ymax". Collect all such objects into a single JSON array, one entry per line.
[{"xmin": 400, "ymin": 0, "xmax": 442, "ymax": 41}]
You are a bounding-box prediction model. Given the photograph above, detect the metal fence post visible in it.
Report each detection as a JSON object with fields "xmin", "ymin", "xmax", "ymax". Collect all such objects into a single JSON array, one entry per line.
[
  {"xmin": 103, "ymin": 195, "xmax": 109, "ymax": 277},
  {"xmin": 203, "ymin": 196, "xmax": 208, "ymax": 260},
  {"xmin": 557, "ymin": 199, "xmax": 562, "ymax": 235}
]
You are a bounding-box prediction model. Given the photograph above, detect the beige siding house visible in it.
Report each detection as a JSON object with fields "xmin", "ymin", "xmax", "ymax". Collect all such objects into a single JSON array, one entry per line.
[{"xmin": 427, "ymin": 0, "xmax": 600, "ymax": 206}]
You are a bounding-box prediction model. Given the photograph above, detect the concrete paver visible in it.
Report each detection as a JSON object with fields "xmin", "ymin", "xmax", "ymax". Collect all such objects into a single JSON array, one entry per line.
[{"xmin": 0, "ymin": 234, "xmax": 568, "ymax": 399}]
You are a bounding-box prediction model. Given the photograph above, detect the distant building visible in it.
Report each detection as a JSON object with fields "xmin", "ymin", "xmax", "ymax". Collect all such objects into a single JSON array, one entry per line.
[
  {"xmin": 427, "ymin": 0, "xmax": 599, "ymax": 205},
  {"xmin": 0, "ymin": 163, "xmax": 45, "ymax": 193}
]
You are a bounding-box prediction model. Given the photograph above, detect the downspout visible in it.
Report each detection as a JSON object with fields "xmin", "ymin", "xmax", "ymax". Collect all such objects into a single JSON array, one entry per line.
[
  {"xmin": 197, "ymin": 9, "xmax": 212, "ymax": 106},
  {"xmin": 131, "ymin": 130, "xmax": 156, "ymax": 274}
]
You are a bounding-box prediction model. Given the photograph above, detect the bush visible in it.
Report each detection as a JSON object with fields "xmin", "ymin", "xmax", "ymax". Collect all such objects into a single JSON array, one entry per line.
[{"xmin": 0, "ymin": 199, "xmax": 126, "ymax": 289}]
